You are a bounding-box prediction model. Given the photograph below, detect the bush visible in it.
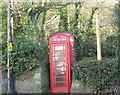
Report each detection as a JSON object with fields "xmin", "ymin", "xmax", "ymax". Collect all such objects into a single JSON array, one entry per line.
[
  {"xmin": 73, "ymin": 30, "xmax": 96, "ymax": 60},
  {"xmin": 2, "ymin": 38, "xmax": 49, "ymax": 78},
  {"xmin": 72, "ymin": 58, "xmax": 118, "ymax": 93},
  {"xmin": 102, "ymin": 35, "xmax": 118, "ymax": 57}
]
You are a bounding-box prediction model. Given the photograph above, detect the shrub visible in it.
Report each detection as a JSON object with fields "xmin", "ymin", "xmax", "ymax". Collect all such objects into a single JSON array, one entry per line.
[
  {"xmin": 102, "ymin": 35, "xmax": 118, "ymax": 57},
  {"xmin": 73, "ymin": 30, "xmax": 96, "ymax": 60},
  {"xmin": 72, "ymin": 58, "xmax": 118, "ymax": 93},
  {"xmin": 2, "ymin": 38, "xmax": 49, "ymax": 78}
]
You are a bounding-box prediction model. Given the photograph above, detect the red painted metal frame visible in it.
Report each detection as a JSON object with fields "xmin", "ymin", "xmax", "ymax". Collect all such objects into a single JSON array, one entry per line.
[{"xmin": 49, "ymin": 33, "xmax": 76, "ymax": 93}]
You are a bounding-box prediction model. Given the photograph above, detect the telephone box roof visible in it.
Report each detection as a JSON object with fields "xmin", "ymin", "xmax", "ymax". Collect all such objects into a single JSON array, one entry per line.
[{"xmin": 50, "ymin": 33, "xmax": 73, "ymax": 38}]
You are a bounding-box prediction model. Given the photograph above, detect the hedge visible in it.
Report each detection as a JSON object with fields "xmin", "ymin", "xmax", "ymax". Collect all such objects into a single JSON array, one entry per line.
[{"xmin": 72, "ymin": 58, "xmax": 118, "ymax": 93}]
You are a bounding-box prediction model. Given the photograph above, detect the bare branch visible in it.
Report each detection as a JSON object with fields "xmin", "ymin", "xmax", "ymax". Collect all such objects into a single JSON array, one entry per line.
[{"xmin": 45, "ymin": 14, "xmax": 58, "ymax": 24}]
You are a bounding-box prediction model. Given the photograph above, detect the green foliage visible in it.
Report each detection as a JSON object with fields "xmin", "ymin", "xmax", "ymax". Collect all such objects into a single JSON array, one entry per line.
[
  {"xmin": 2, "ymin": 38, "xmax": 49, "ymax": 78},
  {"xmin": 29, "ymin": 2, "xmax": 50, "ymax": 19},
  {"xmin": 72, "ymin": 30, "xmax": 84, "ymax": 60},
  {"xmin": 102, "ymin": 35, "xmax": 118, "ymax": 57},
  {"xmin": 72, "ymin": 30, "xmax": 96, "ymax": 60},
  {"xmin": 59, "ymin": 7, "xmax": 69, "ymax": 32},
  {"xmin": 13, "ymin": 15, "xmax": 34, "ymax": 38},
  {"xmin": 41, "ymin": 10, "xmax": 47, "ymax": 38},
  {"xmin": 72, "ymin": 58, "xmax": 118, "ymax": 93},
  {"xmin": 1, "ymin": 3, "xmax": 49, "ymax": 78},
  {"xmin": 87, "ymin": 7, "xmax": 98, "ymax": 37},
  {"xmin": 0, "ymin": 4, "xmax": 7, "ymax": 41},
  {"xmin": 29, "ymin": 5, "xmax": 43, "ymax": 19},
  {"xmin": 1, "ymin": 2, "xmax": 118, "ymax": 82},
  {"xmin": 74, "ymin": 2, "xmax": 82, "ymax": 29},
  {"xmin": 72, "ymin": 29, "xmax": 117, "ymax": 60},
  {"xmin": 115, "ymin": 2, "xmax": 120, "ymax": 59}
]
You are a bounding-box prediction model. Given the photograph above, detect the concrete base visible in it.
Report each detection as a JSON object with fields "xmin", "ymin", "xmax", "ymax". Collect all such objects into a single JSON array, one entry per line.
[
  {"xmin": 2, "ymin": 65, "xmax": 49, "ymax": 93},
  {"xmin": 70, "ymin": 79, "xmax": 91, "ymax": 93}
]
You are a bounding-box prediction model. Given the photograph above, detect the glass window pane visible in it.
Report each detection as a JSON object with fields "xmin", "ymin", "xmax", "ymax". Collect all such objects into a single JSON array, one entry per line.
[
  {"xmin": 55, "ymin": 46, "xmax": 64, "ymax": 50},
  {"xmin": 54, "ymin": 62, "xmax": 66, "ymax": 66},
  {"xmin": 55, "ymin": 56, "xmax": 65, "ymax": 61},
  {"xmin": 55, "ymin": 77, "xmax": 65, "ymax": 81},
  {"xmin": 54, "ymin": 72, "xmax": 66, "ymax": 76},
  {"xmin": 72, "ymin": 56, "xmax": 75, "ymax": 60},
  {"xmin": 63, "ymin": 46, "xmax": 66, "ymax": 50},
  {"xmin": 72, "ymin": 46, "xmax": 74, "ymax": 50},
  {"xmin": 55, "ymin": 51, "xmax": 65, "ymax": 56},
  {"xmin": 55, "ymin": 67, "xmax": 66, "ymax": 71},
  {"xmin": 72, "ymin": 51, "xmax": 74, "ymax": 55},
  {"xmin": 54, "ymin": 83, "xmax": 65, "ymax": 87}
]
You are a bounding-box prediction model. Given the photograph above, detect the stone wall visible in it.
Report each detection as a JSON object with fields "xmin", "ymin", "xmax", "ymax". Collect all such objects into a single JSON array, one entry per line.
[
  {"xmin": 0, "ymin": 68, "xmax": 2, "ymax": 94},
  {"xmin": 2, "ymin": 64, "xmax": 49, "ymax": 93},
  {"xmin": 1, "ymin": 65, "xmax": 92, "ymax": 94},
  {"xmin": 2, "ymin": 65, "xmax": 119, "ymax": 94},
  {"xmin": 70, "ymin": 79, "xmax": 91, "ymax": 93},
  {"xmin": 2, "ymin": 65, "xmax": 91, "ymax": 94}
]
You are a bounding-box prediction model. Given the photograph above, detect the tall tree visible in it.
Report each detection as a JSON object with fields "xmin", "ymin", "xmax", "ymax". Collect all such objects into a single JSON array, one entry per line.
[
  {"xmin": 41, "ymin": 9, "xmax": 47, "ymax": 40},
  {"xmin": 87, "ymin": 7, "xmax": 98, "ymax": 36},
  {"xmin": 59, "ymin": 5, "xmax": 69, "ymax": 32},
  {"xmin": 74, "ymin": 2, "xmax": 82, "ymax": 30}
]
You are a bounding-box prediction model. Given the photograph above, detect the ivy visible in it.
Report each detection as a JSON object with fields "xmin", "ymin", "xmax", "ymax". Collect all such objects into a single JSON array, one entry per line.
[{"xmin": 59, "ymin": 7, "xmax": 69, "ymax": 32}]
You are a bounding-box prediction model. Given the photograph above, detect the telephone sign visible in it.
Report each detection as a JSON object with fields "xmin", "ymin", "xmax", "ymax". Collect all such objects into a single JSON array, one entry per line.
[
  {"xmin": 52, "ymin": 38, "xmax": 66, "ymax": 41},
  {"xmin": 49, "ymin": 33, "xmax": 76, "ymax": 93}
]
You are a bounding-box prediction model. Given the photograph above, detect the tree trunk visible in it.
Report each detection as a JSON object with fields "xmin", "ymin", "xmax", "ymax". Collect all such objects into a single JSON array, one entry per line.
[
  {"xmin": 41, "ymin": 10, "xmax": 47, "ymax": 38},
  {"xmin": 87, "ymin": 7, "xmax": 98, "ymax": 35},
  {"xmin": 59, "ymin": 7, "xmax": 69, "ymax": 32},
  {"xmin": 74, "ymin": 2, "xmax": 82, "ymax": 30}
]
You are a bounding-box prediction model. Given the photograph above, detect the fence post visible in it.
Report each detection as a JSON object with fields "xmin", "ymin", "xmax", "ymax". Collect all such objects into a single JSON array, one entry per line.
[
  {"xmin": 7, "ymin": 0, "xmax": 15, "ymax": 94},
  {"xmin": 96, "ymin": 11, "xmax": 102, "ymax": 61}
]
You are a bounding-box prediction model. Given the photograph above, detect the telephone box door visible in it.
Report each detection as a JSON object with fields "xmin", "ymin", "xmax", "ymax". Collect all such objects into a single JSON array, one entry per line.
[{"xmin": 50, "ymin": 43, "xmax": 69, "ymax": 93}]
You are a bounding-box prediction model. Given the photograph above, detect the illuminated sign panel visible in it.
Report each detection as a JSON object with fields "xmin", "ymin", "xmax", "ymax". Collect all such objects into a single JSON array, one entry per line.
[{"xmin": 52, "ymin": 38, "xmax": 66, "ymax": 42}]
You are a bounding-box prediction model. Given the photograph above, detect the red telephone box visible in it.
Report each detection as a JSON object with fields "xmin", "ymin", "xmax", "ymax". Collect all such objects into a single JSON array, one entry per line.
[{"xmin": 49, "ymin": 33, "xmax": 76, "ymax": 93}]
